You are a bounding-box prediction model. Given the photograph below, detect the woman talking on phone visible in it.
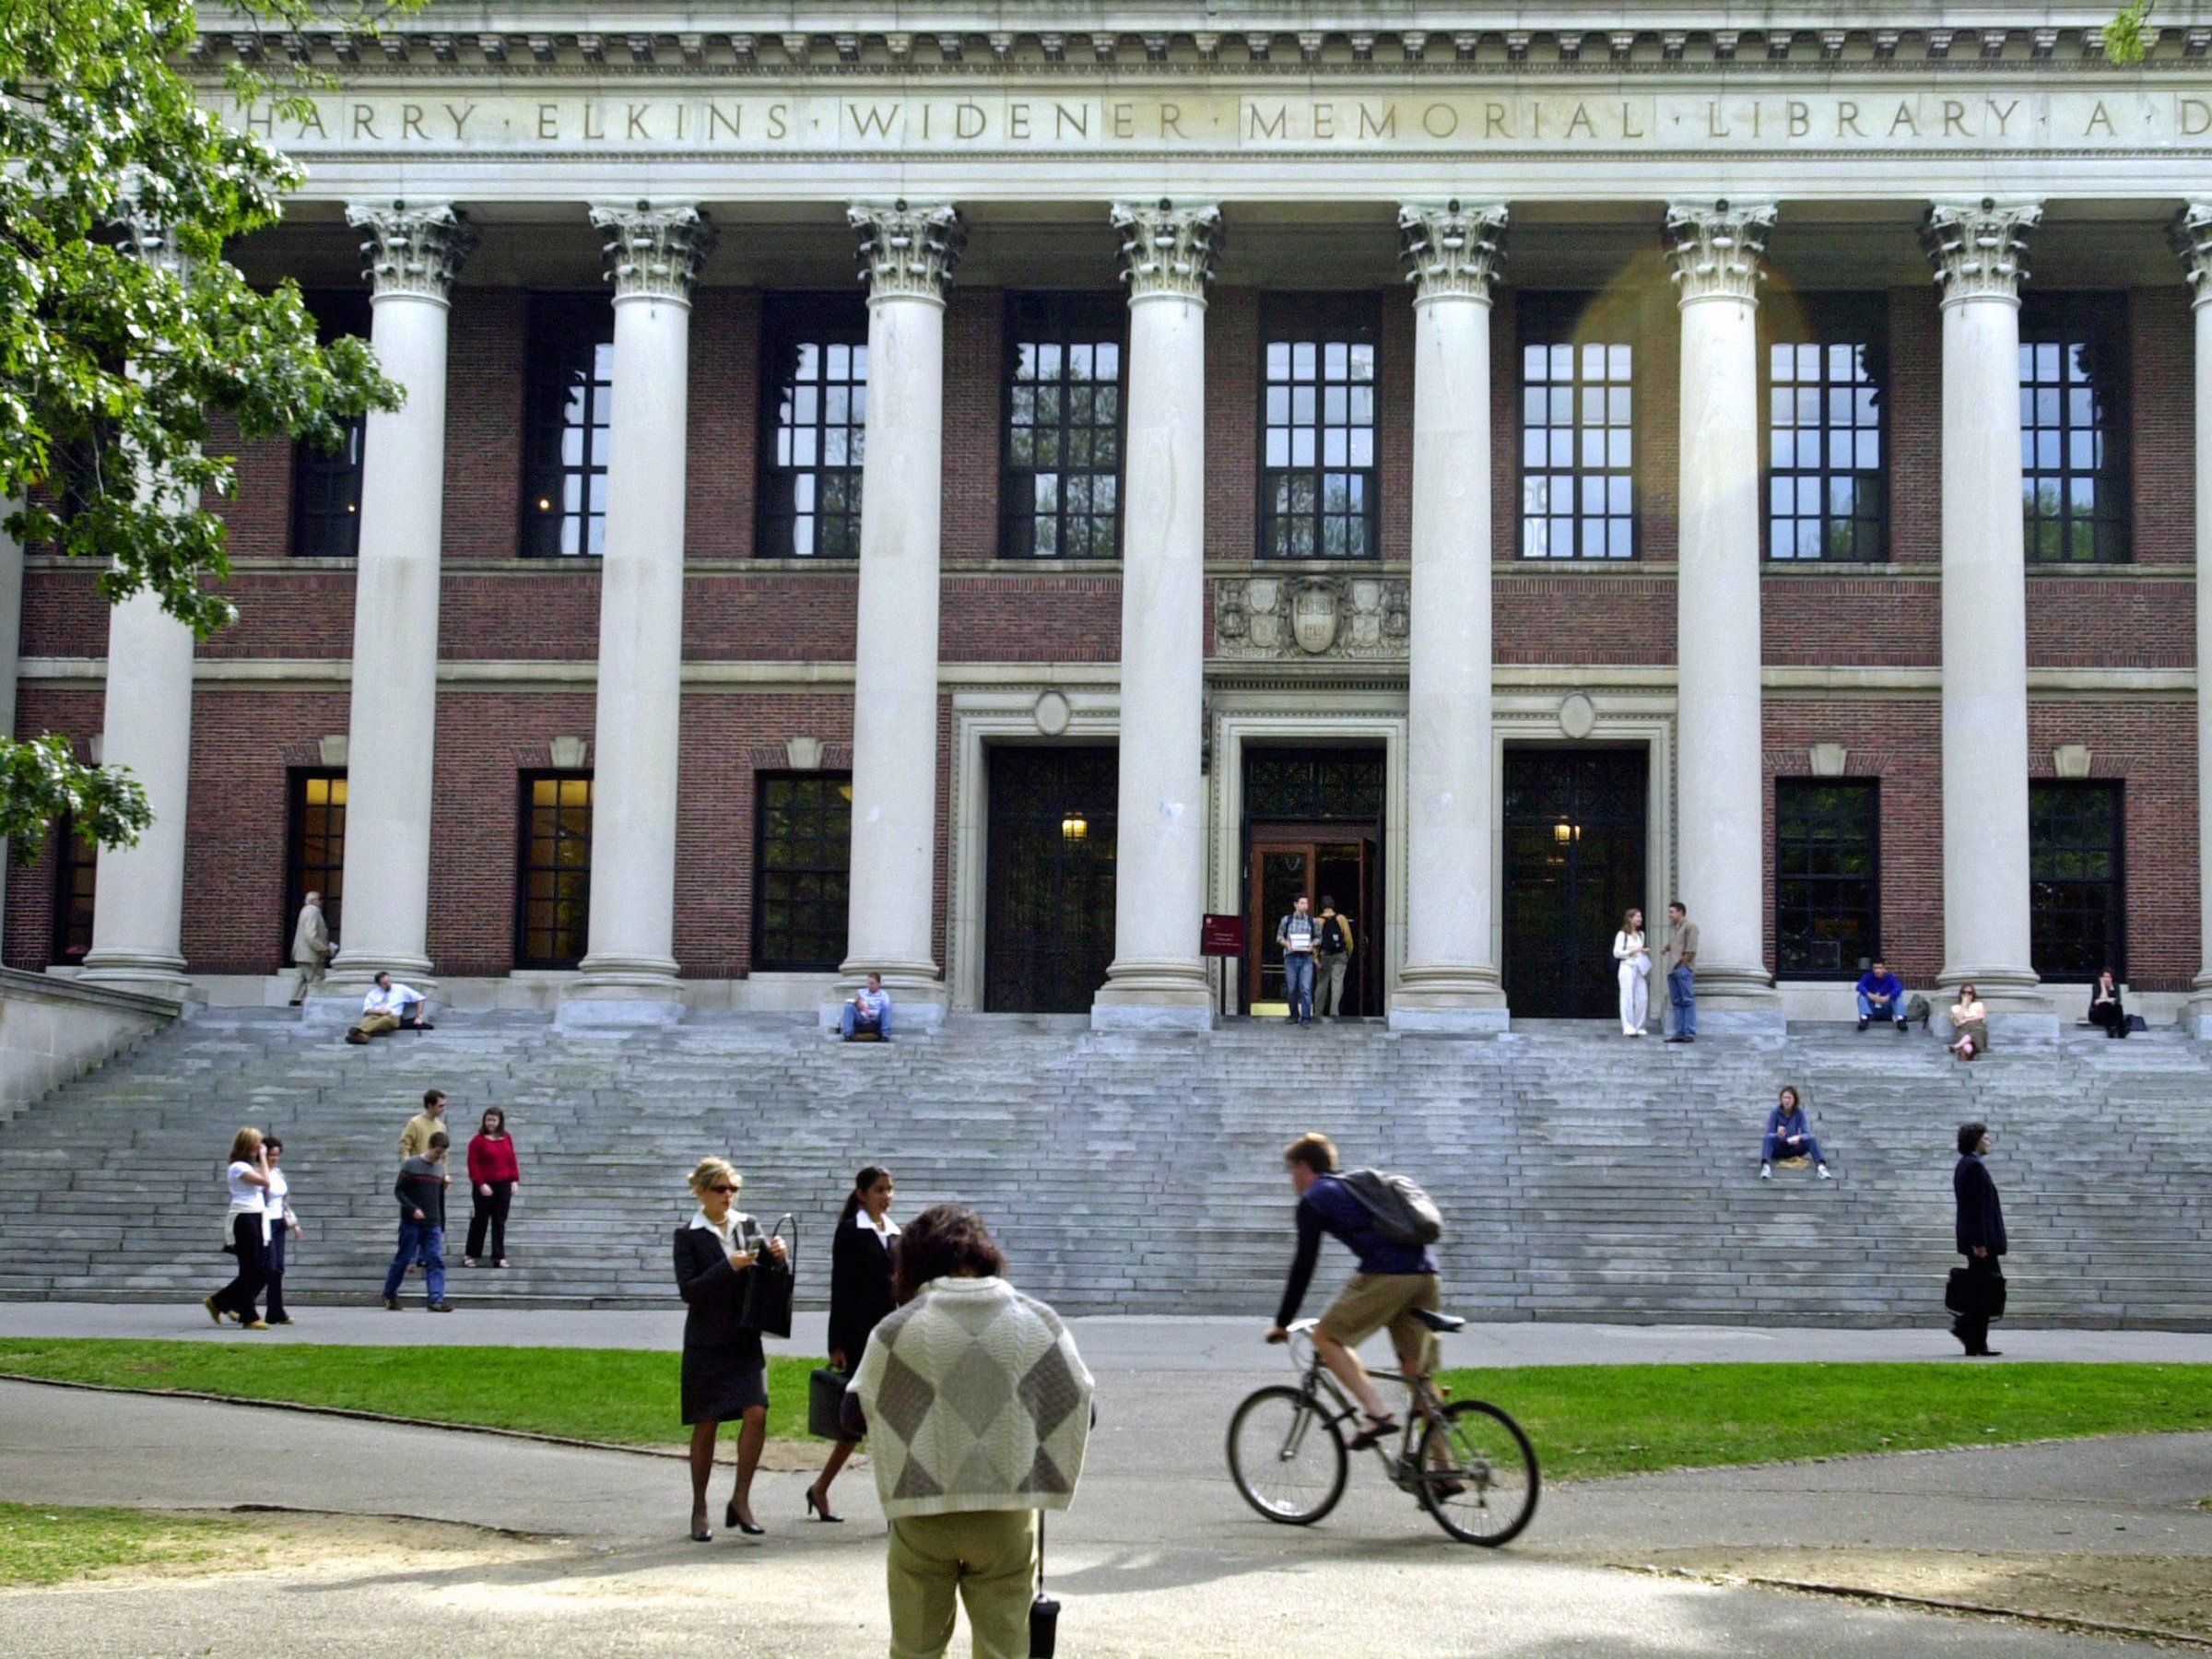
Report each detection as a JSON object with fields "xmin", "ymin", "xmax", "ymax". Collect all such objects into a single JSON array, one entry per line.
[
  {"xmin": 806, "ymin": 1164, "xmax": 899, "ymax": 1524},
  {"xmin": 674, "ymin": 1157, "xmax": 786, "ymax": 1542}
]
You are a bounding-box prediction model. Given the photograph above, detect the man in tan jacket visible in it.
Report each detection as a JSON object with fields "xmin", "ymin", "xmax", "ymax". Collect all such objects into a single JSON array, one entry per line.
[{"xmin": 288, "ymin": 891, "xmax": 332, "ymax": 1006}]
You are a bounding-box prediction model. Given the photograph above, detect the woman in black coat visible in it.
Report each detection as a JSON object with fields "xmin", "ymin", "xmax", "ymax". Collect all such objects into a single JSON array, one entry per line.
[
  {"xmin": 805, "ymin": 1164, "xmax": 899, "ymax": 1524},
  {"xmin": 2088, "ymin": 970, "xmax": 2127, "ymax": 1038},
  {"xmin": 1951, "ymin": 1122, "xmax": 2008, "ymax": 1357},
  {"xmin": 675, "ymin": 1157, "xmax": 787, "ymax": 1542}
]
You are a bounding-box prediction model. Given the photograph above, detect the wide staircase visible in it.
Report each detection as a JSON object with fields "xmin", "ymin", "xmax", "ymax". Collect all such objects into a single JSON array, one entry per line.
[{"xmin": 0, "ymin": 1009, "xmax": 2206, "ymax": 1327}]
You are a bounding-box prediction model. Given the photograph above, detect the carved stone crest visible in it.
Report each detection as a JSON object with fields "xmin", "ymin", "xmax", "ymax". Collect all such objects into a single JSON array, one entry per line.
[{"xmin": 1212, "ymin": 575, "xmax": 1410, "ymax": 661}]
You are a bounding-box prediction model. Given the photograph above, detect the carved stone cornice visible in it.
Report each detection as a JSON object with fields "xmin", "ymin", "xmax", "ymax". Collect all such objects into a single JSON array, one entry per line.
[
  {"xmin": 1213, "ymin": 574, "xmax": 1408, "ymax": 661},
  {"xmin": 1111, "ymin": 201, "xmax": 1222, "ymax": 300},
  {"xmin": 1664, "ymin": 199, "xmax": 1775, "ymax": 304},
  {"xmin": 346, "ymin": 201, "xmax": 476, "ymax": 300},
  {"xmin": 2172, "ymin": 203, "xmax": 2212, "ymax": 309},
  {"xmin": 848, "ymin": 200, "xmax": 963, "ymax": 301},
  {"xmin": 1921, "ymin": 198, "xmax": 2041, "ymax": 303},
  {"xmin": 1398, "ymin": 201, "xmax": 1508, "ymax": 303},
  {"xmin": 591, "ymin": 202, "xmax": 715, "ymax": 300}
]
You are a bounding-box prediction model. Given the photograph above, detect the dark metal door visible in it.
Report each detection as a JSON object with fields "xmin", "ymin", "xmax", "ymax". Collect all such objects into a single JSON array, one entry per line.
[
  {"xmin": 1501, "ymin": 747, "xmax": 1649, "ymax": 1018},
  {"xmin": 984, "ymin": 746, "xmax": 1118, "ymax": 1012}
]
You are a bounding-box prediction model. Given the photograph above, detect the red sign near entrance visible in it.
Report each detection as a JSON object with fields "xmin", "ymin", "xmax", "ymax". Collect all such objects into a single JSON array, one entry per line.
[{"xmin": 1200, "ymin": 913, "xmax": 1246, "ymax": 958}]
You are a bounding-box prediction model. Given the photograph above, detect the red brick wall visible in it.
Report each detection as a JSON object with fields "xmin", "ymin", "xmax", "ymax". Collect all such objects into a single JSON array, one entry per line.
[
  {"xmin": 442, "ymin": 288, "xmax": 527, "ymax": 561},
  {"xmin": 1887, "ymin": 287, "xmax": 1943, "ymax": 567},
  {"xmin": 2130, "ymin": 285, "xmax": 2194, "ymax": 569},
  {"xmin": 3, "ymin": 689, "xmax": 102, "ymax": 970},
  {"xmin": 1377, "ymin": 288, "xmax": 1413, "ymax": 564},
  {"xmin": 687, "ymin": 287, "xmax": 759, "ymax": 562},
  {"xmin": 684, "ymin": 571, "xmax": 856, "ymax": 660},
  {"xmin": 1205, "ymin": 288, "xmax": 1258, "ymax": 564},
  {"xmin": 206, "ymin": 409, "xmax": 295, "ymax": 561},
  {"xmin": 942, "ymin": 575, "xmax": 1121, "ymax": 663},
  {"xmin": 1764, "ymin": 700, "xmax": 1945, "ymax": 990},
  {"xmin": 942, "ymin": 287, "xmax": 1005, "ymax": 566},
  {"xmin": 1762, "ymin": 575, "xmax": 1938, "ymax": 668}
]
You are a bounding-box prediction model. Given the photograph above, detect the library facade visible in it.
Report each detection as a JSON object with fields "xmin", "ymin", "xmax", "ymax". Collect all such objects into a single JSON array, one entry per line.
[{"xmin": 14, "ymin": 6, "xmax": 2212, "ymax": 1035}]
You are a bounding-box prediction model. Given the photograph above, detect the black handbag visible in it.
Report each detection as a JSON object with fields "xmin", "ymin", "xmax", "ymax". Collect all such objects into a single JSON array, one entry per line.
[
  {"xmin": 736, "ymin": 1214, "xmax": 796, "ymax": 1339},
  {"xmin": 1029, "ymin": 1511, "xmax": 1059, "ymax": 1658},
  {"xmin": 1945, "ymin": 1265, "xmax": 2006, "ymax": 1317},
  {"xmin": 808, "ymin": 1366, "xmax": 850, "ymax": 1441}
]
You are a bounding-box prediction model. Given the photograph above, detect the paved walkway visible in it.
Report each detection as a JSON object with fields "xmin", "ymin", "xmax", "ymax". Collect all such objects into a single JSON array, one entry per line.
[
  {"xmin": 2, "ymin": 1378, "xmax": 2204, "ymax": 1657},
  {"xmin": 11, "ymin": 1302, "xmax": 2212, "ymax": 1366}
]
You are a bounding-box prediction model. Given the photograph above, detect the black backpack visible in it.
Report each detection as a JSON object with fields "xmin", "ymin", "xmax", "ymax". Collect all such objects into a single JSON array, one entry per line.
[
  {"xmin": 1319, "ymin": 915, "xmax": 1347, "ymax": 953},
  {"xmin": 1338, "ymin": 1169, "xmax": 1443, "ymax": 1246}
]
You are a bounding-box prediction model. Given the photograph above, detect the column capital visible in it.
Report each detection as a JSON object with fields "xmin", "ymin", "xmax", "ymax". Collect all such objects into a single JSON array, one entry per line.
[
  {"xmin": 2171, "ymin": 203, "xmax": 2212, "ymax": 307},
  {"xmin": 346, "ymin": 201, "xmax": 476, "ymax": 301},
  {"xmin": 848, "ymin": 200, "xmax": 963, "ymax": 302},
  {"xmin": 1665, "ymin": 199, "xmax": 1775, "ymax": 304},
  {"xmin": 591, "ymin": 202, "xmax": 715, "ymax": 302},
  {"xmin": 1398, "ymin": 201, "xmax": 1508, "ymax": 303},
  {"xmin": 1110, "ymin": 200, "xmax": 1222, "ymax": 300},
  {"xmin": 1922, "ymin": 198, "xmax": 2041, "ymax": 303}
]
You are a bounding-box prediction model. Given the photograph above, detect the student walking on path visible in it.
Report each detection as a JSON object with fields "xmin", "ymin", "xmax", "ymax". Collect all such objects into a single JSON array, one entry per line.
[
  {"xmin": 675, "ymin": 1157, "xmax": 787, "ymax": 1542},
  {"xmin": 205, "ymin": 1127, "xmax": 272, "ymax": 1329},
  {"xmin": 260, "ymin": 1135, "xmax": 301, "ymax": 1324},
  {"xmin": 808, "ymin": 1164, "xmax": 900, "ymax": 1524},
  {"xmin": 382, "ymin": 1132, "xmax": 453, "ymax": 1312},
  {"xmin": 464, "ymin": 1108, "xmax": 519, "ymax": 1268},
  {"xmin": 1612, "ymin": 909, "xmax": 1651, "ymax": 1036},
  {"xmin": 845, "ymin": 1204, "xmax": 1095, "ymax": 1659},
  {"xmin": 1952, "ymin": 1122, "xmax": 2008, "ymax": 1357}
]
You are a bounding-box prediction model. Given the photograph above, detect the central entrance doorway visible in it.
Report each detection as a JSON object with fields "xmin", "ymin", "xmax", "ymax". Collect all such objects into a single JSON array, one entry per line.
[
  {"xmin": 984, "ymin": 745, "xmax": 1117, "ymax": 1013},
  {"xmin": 1501, "ymin": 747, "xmax": 1649, "ymax": 1019},
  {"xmin": 1241, "ymin": 747, "xmax": 1384, "ymax": 1016}
]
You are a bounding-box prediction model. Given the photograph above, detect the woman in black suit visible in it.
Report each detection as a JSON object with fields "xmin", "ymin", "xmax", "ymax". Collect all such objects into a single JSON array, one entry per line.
[
  {"xmin": 675, "ymin": 1157, "xmax": 787, "ymax": 1542},
  {"xmin": 1952, "ymin": 1122, "xmax": 2008, "ymax": 1358},
  {"xmin": 805, "ymin": 1164, "xmax": 899, "ymax": 1524}
]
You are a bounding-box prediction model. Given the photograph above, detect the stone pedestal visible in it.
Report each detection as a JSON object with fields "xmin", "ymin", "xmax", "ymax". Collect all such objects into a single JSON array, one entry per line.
[
  {"xmin": 1924, "ymin": 200, "xmax": 2053, "ymax": 1039},
  {"xmin": 2177, "ymin": 206, "xmax": 2212, "ymax": 1038},
  {"xmin": 1094, "ymin": 203, "xmax": 1220, "ymax": 1032},
  {"xmin": 1666, "ymin": 200, "xmax": 1783, "ymax": 1033},
  {"xmin": 561, "ymin": 206, "xmax": 715, "ymax": 1031},
  {"xmin": 321, "ymin": 204, "xmax": 473, "ymax": 1002},
  {"xmin": 1390, "ymin": 203, "xmax": 1511, "ymax": 1035},
  {"xmin": 834, "ymin": 203, "xmax": 962, "ymax": 1030}
]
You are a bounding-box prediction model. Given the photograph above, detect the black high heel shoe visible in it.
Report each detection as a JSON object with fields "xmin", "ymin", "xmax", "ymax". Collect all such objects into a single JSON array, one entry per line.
[
  {"xmin": 689, "ymin": 1513, "xmax": 712, "ymax": 1543},
  {"xmin": 726, "ymin": 1499, "xmax": 765, "ymax": 1535},
  {"xmin": 806, "ymin": 1487, "xmax": 844, "ymax": 1524}
]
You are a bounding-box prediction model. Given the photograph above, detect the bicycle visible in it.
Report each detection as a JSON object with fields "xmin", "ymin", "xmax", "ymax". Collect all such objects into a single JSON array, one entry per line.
[{"xmin": 1226, "ymin": 1308, "xmax": 1539, "ymax": 1547}]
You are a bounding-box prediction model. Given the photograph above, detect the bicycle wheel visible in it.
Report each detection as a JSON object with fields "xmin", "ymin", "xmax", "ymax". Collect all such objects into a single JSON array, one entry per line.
[
  {"xmin": 1415, "ymin": 1400, "xmax": 1540, "ymax": 1547},
  {"xmin": 1227, "ymin": 1385, "xmax": 1348, "ymax": 1526}
]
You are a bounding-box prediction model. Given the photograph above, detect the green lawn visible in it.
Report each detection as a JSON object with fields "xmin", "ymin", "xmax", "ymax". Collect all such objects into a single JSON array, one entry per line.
[
  {"xmin": 0, "ymin": 1501, "xmax": 244, "ymax": 1587},
  {"xmin": 0, "ymin": 1340, "xmax": 819, "ymax": 1446},
  {"xmin": 2, "ymin": 1343, "xmax": 2208, "ymax": 1482},
  {"xmin": 1434, "ymin": 1361, "xmax": 2212, "ymax": 1480}
]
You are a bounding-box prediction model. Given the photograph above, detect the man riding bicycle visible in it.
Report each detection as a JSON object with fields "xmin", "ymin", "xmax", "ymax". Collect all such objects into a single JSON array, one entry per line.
[{"xmin": 1265, "ymin": 1132, "xmax": 1441, "ymax": 1452}]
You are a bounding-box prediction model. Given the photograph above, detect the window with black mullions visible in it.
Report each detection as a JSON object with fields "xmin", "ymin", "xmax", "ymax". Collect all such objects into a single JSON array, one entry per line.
[
  {"xmin": 1520, "ymin": 294, "xmax": 1635, "ymax": 560},
  {"xmin": 520, "ymin": 294, "xmax": 616, "ymax": 558},
  {"xmin": 1774, "ymin": 780, "xmax": 1881, "ymax": 978},
  {"xmin": 1260, "ymin": 295, "xmax": 1379, "ymax": 560},
  {"xmin": 2030, "ymin": 780, "xmax": 2124, "ymax": 982},
  {"xmin": 291, "ymin": 289, "xmax": 371, "ymax": 558},
  {"xmin": 282, "ymin": 771, "xmax": 347, "ymax": 959},
  {"xmin": 754, "ymin": 772, "xmax": 852, "ymax": 971},
  {"xmin": 2019, "ymin": 293, "xmax": 2129, "ymax": 564},
  {"xmin": 1764, "ymin": 297, "xmax": 1887, "ymax": 562},
  {"xmin": 515, "ymin": 772, "xmax": 593, "ymax": 969},
  {"xmin": 1003, "ymin": 293, "xmax": 1124, "ymax": 559},
  {"xmin": 49, "ymin": 816, "xmax": 97, "ymax": 967},
  {"xmin": 760, "ymin": 295, "xmax": 868, "ymax": 559}
]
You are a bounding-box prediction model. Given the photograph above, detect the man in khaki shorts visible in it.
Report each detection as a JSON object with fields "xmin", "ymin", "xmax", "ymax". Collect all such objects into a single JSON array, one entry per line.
[{"xmin": 1265, "ymin": 1132, "xmax": 1441, "ymax": 1450}]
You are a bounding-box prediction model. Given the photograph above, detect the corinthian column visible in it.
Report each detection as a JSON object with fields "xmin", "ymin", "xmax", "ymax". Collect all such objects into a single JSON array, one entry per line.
[
  {"xmin": 79, "ymin": 220, "xmax": 198, "ymax": 1003},
  {"xmin": 1092, "ymin": 202, "xmax": 1221, "ymax": 1031},
  {"xmin": 1924, "ymin": 199, "xmax": 2052, "ymax": 1037},
  {"xmin": 318, "ymin": 204, "xmax": 474, "ymax": 1004},
  {"xmin": 1390, "ymin": 202, "xmax": 1511, "ymax": 1033},
  {"xmin": 836, "ymin": 202, "xmax": 962, "ymax": 1026},
  {"xmin": 1665, "ymin": 199, "xmax": 1782, "ymax": 1032},
  {"xmin": 2175, "ymin": 205, "xmax": 2212, "ymax": 1037},
  {"xmin": 561, "ymin": 205, "xmax": 715, "ymax": 1029}
]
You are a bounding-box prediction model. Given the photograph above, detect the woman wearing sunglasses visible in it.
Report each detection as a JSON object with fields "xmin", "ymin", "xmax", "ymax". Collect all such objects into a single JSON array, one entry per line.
[{"xmin": 675, "ymin": 1156, "xmax": 786, "ymax": 1543}]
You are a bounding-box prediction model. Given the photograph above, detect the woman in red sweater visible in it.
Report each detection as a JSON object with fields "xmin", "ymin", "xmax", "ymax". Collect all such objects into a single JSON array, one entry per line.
[{"xmin": 464, "ymin": 1108, "xmax": 521, "ymax": 1267}]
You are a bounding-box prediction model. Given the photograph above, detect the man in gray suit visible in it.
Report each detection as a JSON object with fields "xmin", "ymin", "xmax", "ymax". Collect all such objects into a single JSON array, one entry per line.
[{"xmin": 289, "ymin": 891, "xmax": 332, "ymax": 1006}]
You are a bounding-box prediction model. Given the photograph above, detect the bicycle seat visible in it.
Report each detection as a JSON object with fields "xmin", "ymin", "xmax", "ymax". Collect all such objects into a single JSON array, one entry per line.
[{"xmin": 1413, "ymin": 1309, "xmax": 1466, "ymax": 1334}]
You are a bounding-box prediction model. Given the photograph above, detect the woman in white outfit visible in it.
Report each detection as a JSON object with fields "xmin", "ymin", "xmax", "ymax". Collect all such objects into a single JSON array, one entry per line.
[{"xmin": 1613, "ymin": 908, "xmax": 1651, "ymax": 1036}]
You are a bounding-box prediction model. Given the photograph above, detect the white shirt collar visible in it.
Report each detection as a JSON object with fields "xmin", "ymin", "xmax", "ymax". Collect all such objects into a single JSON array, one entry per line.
[{"xmin": 854, "ymin": 1209, "xmax": 900, "ymax": 1239}]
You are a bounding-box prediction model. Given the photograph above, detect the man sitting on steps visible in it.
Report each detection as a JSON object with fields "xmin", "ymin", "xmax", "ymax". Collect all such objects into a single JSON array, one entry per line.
[
  {"xmin": 1855, "ymin": 959, "xmax": 1909, "ymax": 1032},
  {"xmin": 840, "ymin": 972, "xmax": 892, "ymax": 1041},
  {"xmin": 1265, "ymin": 1132, "xmax": 1442, "ymax": 1452},
  {"xmin": 346, "ymin": 972, "xmax": 434, "ymax": 1045}
]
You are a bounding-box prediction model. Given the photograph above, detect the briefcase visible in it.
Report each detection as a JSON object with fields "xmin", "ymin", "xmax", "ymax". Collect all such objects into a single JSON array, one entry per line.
[
  {"xmin": 1945, "ymin": 1265, "xmax": 2006, "ymax": 1317},
  {"xmin": 808, "ymin": 1366, "xmax": 850, "ymax": 1441}
]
